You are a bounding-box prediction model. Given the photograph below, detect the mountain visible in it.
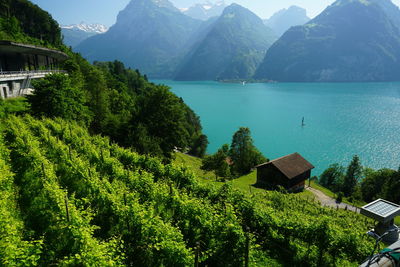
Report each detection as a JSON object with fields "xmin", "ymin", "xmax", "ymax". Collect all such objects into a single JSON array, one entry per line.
[
  {"xmin": 75, "ymin": 0, "xmax": 201, "ymax": 78},
  {"xmin": 62, "ymin": 23, "xmax": 108, "ymax": 34},
  {"xmin": 264, "ymin": 6, "xmax": 310, "ymax": 37},
  {"xmin": 254, "ymin": 0, "xmax": 400, "ymax": 82},
  {"xmin": 61, "ymin": 23, "xmax": 108, "ymax": 48},
  {"xmin": 182, "ymin": 1, "xmax": 226, "ymax": 20},
  {"xmin": 174, "ymin": 4, "xmax": 277, "ymax": 81}
]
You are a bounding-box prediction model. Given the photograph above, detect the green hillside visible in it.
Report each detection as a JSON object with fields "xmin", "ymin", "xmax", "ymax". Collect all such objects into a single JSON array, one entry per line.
[
  {"xmin": 0, "ymin": 115, "xmax": 375, "ymax": 266},
  {"xmin": 0, "ymin": 0, "xmax": 62, "ymax": 47}
]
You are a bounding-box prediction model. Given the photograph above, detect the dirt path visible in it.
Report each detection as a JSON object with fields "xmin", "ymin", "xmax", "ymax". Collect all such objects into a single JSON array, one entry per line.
[{"xmin": 306, "ymin": 186, "xmax": 360, "ymax": 213}]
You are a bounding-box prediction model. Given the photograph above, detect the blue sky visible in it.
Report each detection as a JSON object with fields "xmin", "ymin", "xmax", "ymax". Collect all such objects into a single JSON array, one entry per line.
[{"xmin": 30, "ymin": 0, "xmax": 400, "ymax": 26}]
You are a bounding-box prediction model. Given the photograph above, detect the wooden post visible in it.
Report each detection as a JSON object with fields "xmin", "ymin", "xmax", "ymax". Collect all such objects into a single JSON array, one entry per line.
[
  {"xmin": 244, "ymin": 228, "xmax": 250, "ymax": 267},
  {"xmin": 65, "ymin": 191, "xmax": 70, "ymax": 222},
  {"xmin": 194, "ymin": 242, "xmax": 200, "ymax": 267},
  {"xmin": 124, "ymin": 193, "xmax": 130, "ymax": 231},
  {"xmin": 41, "ymin": 163, "xmax": 46, "ymax": 178},
  {"xmin": 68, "ymin": 146, "xmax": 72, "ymax": 160}
]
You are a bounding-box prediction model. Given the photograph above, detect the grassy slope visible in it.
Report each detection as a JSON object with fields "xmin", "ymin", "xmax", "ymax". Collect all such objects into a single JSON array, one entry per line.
[
  {"xmin": 173, "ymin": 152, "xmax": 314, "ymax": 198},
  {"xmin": 174, "ymin": 152, "xmax": 400, "ymax": 230}
]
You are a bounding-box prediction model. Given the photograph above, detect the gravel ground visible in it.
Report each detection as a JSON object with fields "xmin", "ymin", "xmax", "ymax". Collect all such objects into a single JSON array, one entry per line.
[{"xmin": 306, "ymin": 186, "xmax": 360, "ymax": 213}]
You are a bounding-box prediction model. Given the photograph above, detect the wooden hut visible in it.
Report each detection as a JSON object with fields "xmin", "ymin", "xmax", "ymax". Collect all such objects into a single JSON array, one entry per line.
[{"xmin": 255, "ymin": 153, "xmax": 314, "ymax": 192}]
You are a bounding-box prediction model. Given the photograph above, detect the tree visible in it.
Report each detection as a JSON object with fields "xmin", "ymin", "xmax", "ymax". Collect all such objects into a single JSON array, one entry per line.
[
  {"xmin": 189, "ymin": 134, "xmax": 208, "ymax": 158},
  {"xmin": 128, "ymin": 85, "xmax": 190, "ymax": 160},
  {"xmin": 28, "ymin": 74, "xmax": 92, "ymax": 124},
  {"xmin": 361, "ymin": 168, "xmax": 394, "ymax": 202},
  {"xmin": 342, "ymin": 155, "xmax": 362, "ymax": 197},
  {"xmin": 319, "ymin": 163, "xmax": 345, "ymax": 192},
  {"xmin": 381, "ymin": 170, "xmax": 400, "ymax": 204},
  {"xmin": 229, "ymin": 127, "xmax": 267, "ymax": 175},
  {"xmin": 201, "ymin": 144, "xmax": 231, "ymax": 181}
]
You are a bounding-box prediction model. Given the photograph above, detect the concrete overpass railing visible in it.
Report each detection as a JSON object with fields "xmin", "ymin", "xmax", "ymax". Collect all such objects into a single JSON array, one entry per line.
[
  {"xmin": 0, "ymin": 70, "xmax": 67, "ymax": 99},
  {"xmin": 0, "ymin": 70, "xmax": 66, "ymax": 82}
]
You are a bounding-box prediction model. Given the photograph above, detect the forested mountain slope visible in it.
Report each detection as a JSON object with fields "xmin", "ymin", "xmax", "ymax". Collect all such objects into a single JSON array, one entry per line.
[
  {"xmin": 76, "ymin": 0, "xmax": 202, "ymax": 78},
  {"xmin": 264, "ymin": 6, "xmax": 310, "ymax": 37},
  {"xmin": 175, "ymin": 4, "xmax": 277, "ymax": 81},
  {"xmin": 255, "ymin": 0, "xmax": 400, "ymax": 82}
]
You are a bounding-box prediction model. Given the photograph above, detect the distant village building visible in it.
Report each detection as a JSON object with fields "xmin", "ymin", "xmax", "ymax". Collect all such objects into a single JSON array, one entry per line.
[
  {"xmin": 255, "ymin": 152, "xmax": 314, "ymax": 192},
  {"xmin": 0, "ymin": 41, "xmax": 68, "ymax": 99}
]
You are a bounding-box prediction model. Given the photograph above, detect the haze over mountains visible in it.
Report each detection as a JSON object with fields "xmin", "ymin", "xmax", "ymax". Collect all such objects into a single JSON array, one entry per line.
[
  {"xmin": 255, "ymin": 0, "xmax": 400, "ymax": 82},
  {"xmin": 175, "ymin": 4, "xmax": 276, "ymax": 80},
  {"xmin": 75, "ymin": 0, "xmax": 400, "ymax": 82},
  {"xmin": 76, "ymin": 0, "xmax": 277, "ymax": 79},
  {"xmin": 76, "ymin": 0, "xmax": 201, "ymax": 78},
  {"xmin": 182, "ymin": 1, "xmax": 226, "ymax": 20},
  {"xmin": 264, "ymin": 6, "xmax": 310, "ymax": 37},
  {"xmin": 61, "ymin": 23, "xmax": 108, "ymax": 48}
]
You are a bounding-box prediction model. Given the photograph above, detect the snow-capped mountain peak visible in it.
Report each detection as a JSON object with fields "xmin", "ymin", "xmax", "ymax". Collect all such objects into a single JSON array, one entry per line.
[
  {"xmin": 182, "ymin": 1, "xmax": 226, "ymax": 20},
  {"xmin": 61, "ymin": 23, "xmax": 109, "ymax": 34}
]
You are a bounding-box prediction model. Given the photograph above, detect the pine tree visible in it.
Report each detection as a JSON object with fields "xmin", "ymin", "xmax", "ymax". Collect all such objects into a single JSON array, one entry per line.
[
  {"xmin": 343, "ymin": 155, "xmax": 362, "ymax": 197},
  {"xmin": 229, "ymin": 127, "xmax": 267, "ymax": 175}
]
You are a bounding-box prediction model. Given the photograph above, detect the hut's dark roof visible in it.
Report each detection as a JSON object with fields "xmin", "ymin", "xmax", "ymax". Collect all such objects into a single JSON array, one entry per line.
[
  {"xmin": 0, "ymin": 40, "xmax": 68, "ymax": 61},
  {"xmin": 256, "ymin": 153, "xmax": 314, "ymax": 179}
]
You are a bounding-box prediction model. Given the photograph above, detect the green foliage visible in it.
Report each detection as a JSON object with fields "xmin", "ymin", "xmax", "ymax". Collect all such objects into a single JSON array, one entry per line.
[
  {"xmin": 320, "ymin": 156, "xmax": 400, "ymax": 206},
  {"xmin": 189, "ymin": 134, "xmax": 208, "ymax": 158},
  {"xmin": 343, "ymin": 155, "xmax": 363, "ymax": 197},
  {"xmin": 129, "ymin": 85, "xmax": 192, "ymax": 159},
  {"xmin": 201, "ymin": 144, "xmax": 231, "ymax": 181},
  {"xmin": 229, "ymin": 127, "xmax": 267, "ymax": 175},
  {"xmin": 0, "ymin": 97, "xmax": 30, "ymax": 119},
  {"xmin": 201, "ymin": 127, "xmax": 266, "ymax": 180},
  {"xmin": 28, "ymin": 74, "xmax": 92, "ymax": 124},
  {"xmin": 0, "ymin": 133, "xmax": 43, "ymax": 266},
  {"xmin": 73, "ymin": 59, "xmax": 206, "ymax": 161},
  {"xmin": 0, "ymin": 116, "xmax": 376, "ymax": 266},
  {"xmin": 0, "ymin": 0, "xmax": 62, "ymax": 47},
  {"xmin": 361, "ymin": 168, "xmax": 400, "ymax": 204},
  {"xmin": 319, "ymin": 163, "xmax": 345, "ymax": 192},
  {"xmin": 1, "ymin": 0, "xmax": 207, "ymax": 163}
]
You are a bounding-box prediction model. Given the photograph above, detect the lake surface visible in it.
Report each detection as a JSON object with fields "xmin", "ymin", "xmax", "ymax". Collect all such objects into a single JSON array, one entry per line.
[{"xmin": 155, "ymin": 80, "xmax": 400, "ymax": 175}]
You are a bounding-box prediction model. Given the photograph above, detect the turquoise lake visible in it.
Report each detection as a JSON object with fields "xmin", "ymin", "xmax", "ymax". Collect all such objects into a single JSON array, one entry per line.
[{"xmin": 155, "ymin": 80, "xmax": 400, "ymax": 175}]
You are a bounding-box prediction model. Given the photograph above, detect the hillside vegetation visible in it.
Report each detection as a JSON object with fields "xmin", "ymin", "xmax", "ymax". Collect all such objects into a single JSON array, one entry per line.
[
  {"xmin": 0, "ymin": 0, "xmax": 62, "ymax": 47},
  {"xmin": 0, "ymin": 115, "xmax": 376, "ymax": 266}
]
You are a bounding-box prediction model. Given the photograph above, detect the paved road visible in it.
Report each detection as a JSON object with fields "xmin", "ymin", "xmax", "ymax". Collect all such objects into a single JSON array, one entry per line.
[{"xmin": 306, "ymin": 186, "xmax": 360, "ymax": 213}]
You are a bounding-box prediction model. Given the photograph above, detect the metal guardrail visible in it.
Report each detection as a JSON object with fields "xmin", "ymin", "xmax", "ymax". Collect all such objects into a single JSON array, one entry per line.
[{"xmin": 0, "ymin": 70, "xmax": 66, "ymax": 78}]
